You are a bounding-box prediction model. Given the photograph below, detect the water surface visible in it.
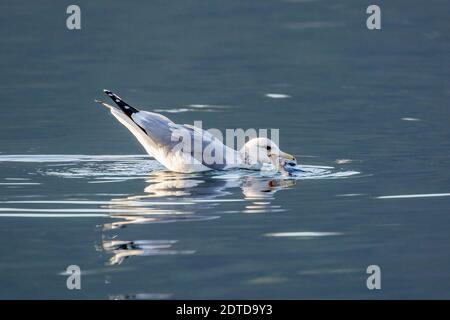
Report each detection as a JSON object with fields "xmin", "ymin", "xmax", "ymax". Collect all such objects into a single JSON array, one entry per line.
[{"xmin": 0, "ymin": 1, "xmax": 450, "ymax": 299}]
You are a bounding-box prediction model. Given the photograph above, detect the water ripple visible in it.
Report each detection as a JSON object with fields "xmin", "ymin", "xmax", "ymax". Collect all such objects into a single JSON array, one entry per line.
[{"xmin": 0, "ymin": 154, "xmax": 359, "ymax": 267}]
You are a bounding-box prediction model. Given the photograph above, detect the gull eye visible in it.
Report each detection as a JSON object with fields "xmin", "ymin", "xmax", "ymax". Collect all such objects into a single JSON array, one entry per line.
[{"xmin": 266, "ymin": 146, "xmax": 272, "ymax": 151}]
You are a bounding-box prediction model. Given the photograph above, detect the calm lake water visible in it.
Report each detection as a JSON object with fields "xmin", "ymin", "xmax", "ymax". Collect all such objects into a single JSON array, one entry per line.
[{"xmin": 0, "ymin": 1, "xmax": 450, "ymax": 299}]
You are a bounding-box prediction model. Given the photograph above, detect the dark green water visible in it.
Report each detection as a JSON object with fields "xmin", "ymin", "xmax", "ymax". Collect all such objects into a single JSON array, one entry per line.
[{"xmin": 0, "ymin": 1, "xmax": 450, "ymax": 299}]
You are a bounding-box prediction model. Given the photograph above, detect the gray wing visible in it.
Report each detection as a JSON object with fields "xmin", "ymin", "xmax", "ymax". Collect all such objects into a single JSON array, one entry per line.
[
  {"xmin": 103, "ymin": 89, "xmax": 180, "ymax": 152},
  {"xmin": 103, "ymin": 90, "xmax": 235, "ymax": 170},
  {"xmin": 131, "ymin": 111, "xmax": 179, "ymax": 150},
  {"xmin": 133, "ymin": 113, "xmax": 232, "ymax": 170},
  {"xmin": 181, "ymin": 124, "xmax": 234, "ymax": 170}
]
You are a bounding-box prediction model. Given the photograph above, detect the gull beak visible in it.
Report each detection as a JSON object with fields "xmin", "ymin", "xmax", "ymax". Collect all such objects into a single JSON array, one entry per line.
[{"xmin": 279, "ymin": 151, "xmax": 296, "ymax": 164}]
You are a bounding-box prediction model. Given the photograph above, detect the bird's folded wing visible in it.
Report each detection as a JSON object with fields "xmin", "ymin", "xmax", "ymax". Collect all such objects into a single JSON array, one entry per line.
[{"xmin": 130, "ymin": 111, "xmax": 178, "ymax": 151}]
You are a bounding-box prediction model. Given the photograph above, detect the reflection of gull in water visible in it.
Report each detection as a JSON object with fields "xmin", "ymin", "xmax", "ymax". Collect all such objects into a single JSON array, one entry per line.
[
  {"xmin": 0, "ymin": 154, "xmax": 359, "ymax": 268},
  {"xmin": 241, "ymin": 176, "xmax": 295, "ymax": 200},
  {"xmin": 240, "ymin": 175, "xmax": 295, "ymax": 213},
  {"xmin": 143, "ymin": 171, "xmax": 230, "ymax": 198},
  {"xmin": 0, "ymin": 153, "xmax": 358, "ymax": 266},
  {"xmin": 103, "ymin": 171, "xmax": 289, "ymax": 229},
  {"xmin": 96, "ymin": 90, "xmax": 296, "ymax": 173},
  {"xmin": 101, "ymin": 170, "xmax": 296, "ymax": 265},
  {"xmin": 101, "ymin": 240, "xmax": 195, "ymax": 266}
]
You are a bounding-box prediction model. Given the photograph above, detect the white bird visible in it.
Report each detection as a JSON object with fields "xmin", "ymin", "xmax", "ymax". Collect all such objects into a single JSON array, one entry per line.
[{"xmin": 96, "ymin": 90, "xmax": 296, "ymax": 173}]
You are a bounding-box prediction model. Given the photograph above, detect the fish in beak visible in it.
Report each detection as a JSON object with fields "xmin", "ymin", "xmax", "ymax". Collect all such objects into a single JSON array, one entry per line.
[{"xmin": 279, "ymin": 151, "xmax": 297, "ymax": 166}]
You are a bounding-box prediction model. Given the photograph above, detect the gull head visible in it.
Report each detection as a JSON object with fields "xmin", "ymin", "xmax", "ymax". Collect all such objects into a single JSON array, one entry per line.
[{"xmin": 240, "ymin": 137, "xmax": 296, "ymax": 169}]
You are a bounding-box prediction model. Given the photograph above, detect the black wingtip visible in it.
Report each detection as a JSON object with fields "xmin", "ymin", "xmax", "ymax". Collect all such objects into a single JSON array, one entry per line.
[{"xmin": 102, "ymin": 89, "xmax": 139, "ymax": 117}]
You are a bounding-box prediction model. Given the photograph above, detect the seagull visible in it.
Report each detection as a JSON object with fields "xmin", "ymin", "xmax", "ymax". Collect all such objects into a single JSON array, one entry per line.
[{"xmin": 95, "ymin": 90, "xmax": 296, "ymax": 173}]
